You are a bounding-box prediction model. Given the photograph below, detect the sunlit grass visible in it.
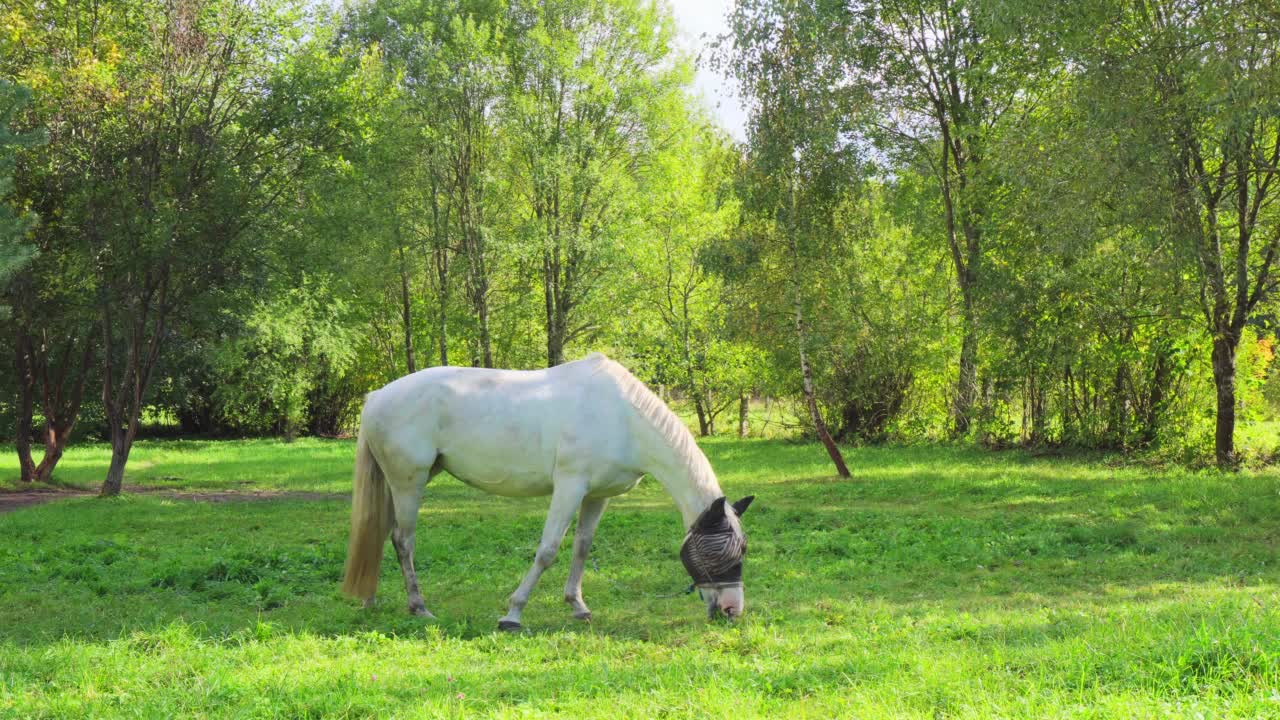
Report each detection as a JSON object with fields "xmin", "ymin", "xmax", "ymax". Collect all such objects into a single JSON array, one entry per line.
[
  {"xmin": 2, "ymin": 438, "xmax": 1279, "ymax": 717},
  {"xmin": 1239, "ymin": 420, "xmax": 1280, "ymax": 460}
]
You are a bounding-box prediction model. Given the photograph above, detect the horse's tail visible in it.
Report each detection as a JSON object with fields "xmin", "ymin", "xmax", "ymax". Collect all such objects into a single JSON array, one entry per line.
[{"xmin": 341, "ymin": 422, "xmax": 393, "ymax": 600}]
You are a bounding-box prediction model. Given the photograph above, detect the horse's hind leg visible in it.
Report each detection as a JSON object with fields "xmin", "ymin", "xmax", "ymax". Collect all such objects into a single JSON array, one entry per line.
[
  {"xmin": 389, "ymin": 468, "xmax": 436, "ymax": 618},
  {"xmin": 564, "ymin": 497, "xmax": 608, "ymax": 621}
]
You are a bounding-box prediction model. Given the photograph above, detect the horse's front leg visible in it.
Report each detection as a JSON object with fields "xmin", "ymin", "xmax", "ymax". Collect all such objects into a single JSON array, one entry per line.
[
  {"xmin": 498, "ymin": 484, "xmax": 586, "ymax": 631},
  {"xmin": 564, "ymin": 497, "xmax": 608, "ymax": 621}
]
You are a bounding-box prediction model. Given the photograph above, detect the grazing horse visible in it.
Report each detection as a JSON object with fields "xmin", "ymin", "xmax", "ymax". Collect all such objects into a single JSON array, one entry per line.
[{"xmin": 341, "ymin": 352, "xmax": 755, "ymax": 630}]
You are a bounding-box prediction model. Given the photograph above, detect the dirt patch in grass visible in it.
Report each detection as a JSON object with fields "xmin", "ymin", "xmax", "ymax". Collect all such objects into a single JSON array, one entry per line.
[
  {"xmin": 0, "ymin": 487, "xmax": 345, "ymax": 514},
  {"xmin": 146, "ymin": 489, "xmax": 345, "ymax": 504},
  {"xmin": 0, "ymin": 487, "xmax": 93, "ymax": 514}
]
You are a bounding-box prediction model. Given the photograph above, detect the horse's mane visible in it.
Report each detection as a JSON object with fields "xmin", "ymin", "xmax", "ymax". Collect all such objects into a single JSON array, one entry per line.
[{"xmin": 588, "ymin": 353, "xmax": 720, "ymax": 495}]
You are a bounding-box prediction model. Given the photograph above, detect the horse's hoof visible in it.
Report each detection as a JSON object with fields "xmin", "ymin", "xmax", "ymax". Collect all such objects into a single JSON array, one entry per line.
[
  {"xmin": 497, "ymin": 620, "xmax": 523, "ymax": 632},
  {"xmin": 410, "ymin": 606, "xmax": 436, "ymax": 619},
  {"xmin": 572, "ymin": 610, "xmax": 592, "ymax": 622}
]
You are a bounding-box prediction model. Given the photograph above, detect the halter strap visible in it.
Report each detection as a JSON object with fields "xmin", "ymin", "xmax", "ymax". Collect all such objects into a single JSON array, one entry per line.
[{"xmin": 695, "ymin": 581, "xmax": 743, "ymax": 591}]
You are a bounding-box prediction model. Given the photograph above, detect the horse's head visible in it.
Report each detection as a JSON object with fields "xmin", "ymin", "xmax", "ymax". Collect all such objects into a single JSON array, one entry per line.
[{"xmin": 681, "ymin": 495, "xmax": 754, "ymax": 620}]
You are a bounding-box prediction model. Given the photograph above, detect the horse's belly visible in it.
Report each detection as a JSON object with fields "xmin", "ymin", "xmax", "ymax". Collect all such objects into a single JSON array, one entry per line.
[
  {"xmin": 586, "ymin": 472, "xmax": 645, "ymax": 499},
  {"xmin": 440, "ymin": 456, "xmax": 555, "ymax": 497}
]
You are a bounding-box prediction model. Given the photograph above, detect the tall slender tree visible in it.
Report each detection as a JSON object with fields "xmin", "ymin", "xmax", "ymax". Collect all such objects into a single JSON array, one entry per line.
[
  {"xmin": 725, "ymin": 0, "xmax": 859, "ymax": 477},
  {"xmin": 437, "ymin": 15, "xmax": 504, "ymax": 368},
  {"xmin": 849, "ymin": 0, "xmax": 1040, "ymax": 435},
  {"xmin": 505, "ymin": 0, "xmax": 685, "ymax": 366}
]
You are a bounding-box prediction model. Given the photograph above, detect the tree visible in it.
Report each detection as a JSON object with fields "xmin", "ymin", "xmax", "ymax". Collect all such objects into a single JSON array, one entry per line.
[
  {"xmin": 976, "ymin": 63, "xmax": 1195, "ymax": 449},
  {"xmin": 0, "ymin": 78, "xmax": 69, "ymax": 485},
  {"xmin": 632, "ymin": 121, "xmax": 752, "ymax": 436},
  {"xmin": 1083, "ymin": 0, "xmax": 1280, "ymax": 466},
  {"xmin": 348, "ymin": 48, "xmax": 430, "ymax": 376},
  {"xmin": 437, "ymin": 14, "xmax": 505, "ymax": 368},
  {"xmin": 0, "ymin": 80, "xmax": 40, "ymax": 292},
  {"xmin": 3, "ymin": 54, "xmax": 97, "ymax": 486},
  {"xmin": 505, "ymin": 0, "xmax": 686, "ymax": 366},
  {"xmin": 3, "ymin": 0, "xmax": 345, "ymax": 493},
  {"xmin": 97, "ymin": 0, "xmax": 343, "ymax": 494},
  {"xmin": 340, "ymin": 0, "xmax": 513, "ymax": 370},
  {"xmin": 213, "ymin": 281, "xmax": 357, "ymax": 439},
  {"xmin": 725, "ymin": 0, "xmax": 859, "ymax": 477},
  {"xmin": 849, "ymin": 0, "xmax": 1041, "ymax": 436}
]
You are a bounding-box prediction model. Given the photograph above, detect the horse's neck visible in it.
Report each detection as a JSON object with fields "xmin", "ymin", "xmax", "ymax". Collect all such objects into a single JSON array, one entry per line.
[{"xmin": 643, "ymin": 437, "xmax": 723, "ymax": 530}]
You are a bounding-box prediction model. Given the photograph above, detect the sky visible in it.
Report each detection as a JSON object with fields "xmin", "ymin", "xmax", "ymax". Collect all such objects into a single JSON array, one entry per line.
[
  {"xmin": 665, "ymin": 0, "xmax": 748, "ymax": 141},
  {"xmin": 316, "ymin": 0, "xmax": 750, "ymax": 140}
]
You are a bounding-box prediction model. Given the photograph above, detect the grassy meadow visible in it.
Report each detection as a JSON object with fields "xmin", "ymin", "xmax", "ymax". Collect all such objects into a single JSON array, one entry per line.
[{"xmin": 2, "ymin": 437, "xmax": 1280, "ymax": 718}]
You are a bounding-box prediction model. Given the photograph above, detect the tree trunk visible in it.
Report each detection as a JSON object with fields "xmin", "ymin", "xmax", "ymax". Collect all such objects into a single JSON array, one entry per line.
[
  {"xmin": 282, "ymin": 397, "xmax": 297, "ymax": 443},
  {"xmin": 544, "ymin": 255, "xmax": 564, "ymax": 367},
  {"xmin": 397, "ymin": 245, "xmax": 416, "ymax": 375},
  {"xmin": 1211, "ymin": 333, "xmax": 1239, "ymax": 468},
  {"xmin": 427, "ymin": 234, "xmax": 448, "ymax": 366},
  {"xmin": 544, "ymin": 287, "xmax": 566, "ymax": 368},
  {"xmin": 546, "ymin": 332, "xmax": 564, "ymax": 367},
  {"xmin": 681, "ymin": 318, "xmax": 705, "ymax": 435},
  {"xmin": 1107, "ymin": 364, "xmax": 1130, "ymax": 449},
  {"xmin": 953, "ymin": 301, "xmax": 978, "ymax": 437},
  {"xmin": 937, "ymin": 116, "xmax": 982, "ymax": 439},
  {"xmin": 13, "ymin": 329, "xmax": 35, "ymax": 483},
  {"xmin": 438, "ymin": 302, "xmax": 449, "ymax": 367},
  {"xmin": 100, "ymin": 425, "xmax": 134, "ymax": 497},
  {"xmin": 467, "ymin": 202, "xmax": 493, "ymax": 369},
  {"xmin": 1029, "ymin": 385, "xmax": 1042, "ymax": 444},
  {"xmin": 794, "ymin": 296, "xmax": 850, "ymax": 478},
  {"xmin": 477, "ymin": 300, "xmax": 493, "ymax": 368},
  {"xmin": 14, "ymin": 327, "xmax": 92, "ymax": 483},
  {"xmin": 33, "ymin": 427, "xmax": 70, "ymax": 482},
  {"xmin": 98, "ymin": 278, "xmax": 167, "ymax": 496},
  {"xmin": 738, "ymin": 391, "xmax": 749, "ymax": 438},
  {"xmin": 458, "ymin": 170, "xmax": 492, "ymax": 368},
  {"xmin": 694, "ymin": 395, "xmax": 710, "ymax": 437},
  {"xmin": 1024, "ymin": 370, "xmax": 1046, "ymax": 445},
  {"xmin": 428, "ymin": 163, "xmax": 451, "ymax": 368},
  {"xmin": 101, "ymin": 395, "xmax": 141, "ymax": 497},
  {"xmin": 1139, "ymin": 341, "xmax": 1174, "ymax": 446},
  {"xmin": 542, "ymin": 245, "xmax": 569, "ymax": 368}
]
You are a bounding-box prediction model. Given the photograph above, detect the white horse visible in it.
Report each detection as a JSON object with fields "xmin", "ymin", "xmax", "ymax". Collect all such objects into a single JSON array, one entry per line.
[{"xmin": 341, "ymin": 352, "xmax": 755, "ymax": 630}]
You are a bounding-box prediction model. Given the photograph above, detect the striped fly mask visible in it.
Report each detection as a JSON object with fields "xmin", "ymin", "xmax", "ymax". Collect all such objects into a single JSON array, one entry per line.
[{"xmin": 681, "ymin": 495, "xmax": 754, "ymax": 619}]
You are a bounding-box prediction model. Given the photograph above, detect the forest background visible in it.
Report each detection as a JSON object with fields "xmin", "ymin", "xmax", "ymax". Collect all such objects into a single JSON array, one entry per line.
[{"xmin": 3, "ymin": 0, "xmax": 1280, "ymax": 496}]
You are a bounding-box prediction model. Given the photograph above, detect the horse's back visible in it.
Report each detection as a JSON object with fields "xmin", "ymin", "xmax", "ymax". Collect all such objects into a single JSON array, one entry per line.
[{"xmin": 361, "ymin": 354, "xmax": 641, "ymax": 496}]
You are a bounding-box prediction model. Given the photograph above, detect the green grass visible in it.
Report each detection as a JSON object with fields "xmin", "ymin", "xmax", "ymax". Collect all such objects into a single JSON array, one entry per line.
[
  {"xmin": 1239, "ymin": 420, "xmax": 1280, "ymax": 460},
  {"xmin": 2, "ymin": 439, "xmax": 1280, "ymax": 718},
  {"xmin": 0, "ymin": 437, "xmax": 358, "ymax": 493}
]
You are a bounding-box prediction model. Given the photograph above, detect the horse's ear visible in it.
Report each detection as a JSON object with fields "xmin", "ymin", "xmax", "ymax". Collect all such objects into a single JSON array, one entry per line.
[
  {"xmin": 731, "ymin": 495, "xmax": 755, "ymax": 517},
  {"xmin": 695, "ymin": 497, "xmax": 728, "ymax": 530}
]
